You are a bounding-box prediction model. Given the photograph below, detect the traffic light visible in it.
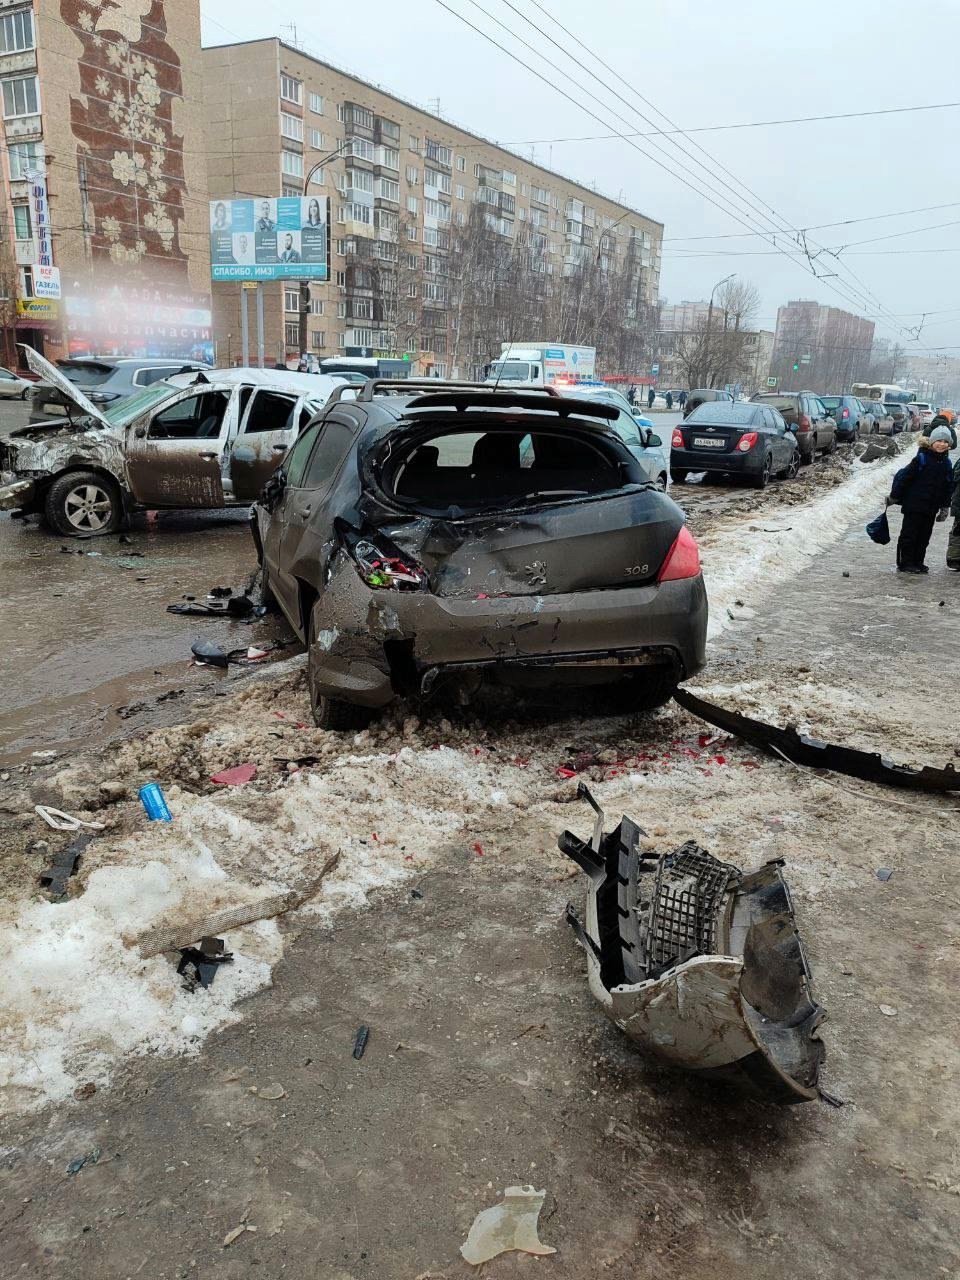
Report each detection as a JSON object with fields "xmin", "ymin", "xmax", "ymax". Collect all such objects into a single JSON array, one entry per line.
[{"xmin": 792, "ymin": 360, "xmax": 800, "ymax": 372}]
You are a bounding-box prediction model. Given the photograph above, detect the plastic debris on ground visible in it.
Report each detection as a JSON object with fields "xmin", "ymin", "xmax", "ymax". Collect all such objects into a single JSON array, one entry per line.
[
  {"xmin": 353, "ymin": 1025, "xmax": 370, "ymax": 1059},
  {"xmin": 38, "ymin": 832, "xmax": 95, "ymax": 901},
  {"xmin": 34, "ymin": 805, "xmax": 105, "ymax": 832},
  {"xmin": 66, "ymin": 1148, "xmax": 101, "ymax": 1175},
  {"xmin": 191, "ymin": 639, "xmax": 229, "ymax": 668},
  {"xmin": 177, "ymin": 936, "xmax": 234, "ymax": 991},
  {"xmin": 210, "ymin": 763, "xmax": 257, "ymax": 786},
  {"xmin": 460, "ymin": 1185, "xmax": 557, "ymax": 1266}
]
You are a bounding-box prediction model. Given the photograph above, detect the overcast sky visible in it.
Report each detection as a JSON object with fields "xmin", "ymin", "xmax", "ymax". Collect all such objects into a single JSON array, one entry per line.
[{"xmin": 201, "ymin": 0, "xmax": 960, "ymax": 358}]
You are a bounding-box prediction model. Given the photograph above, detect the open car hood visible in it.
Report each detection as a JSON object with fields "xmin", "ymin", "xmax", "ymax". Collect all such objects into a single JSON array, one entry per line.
[{"xmin": 21, "ymin": 345, "xmax": 114, "ymax": 431}]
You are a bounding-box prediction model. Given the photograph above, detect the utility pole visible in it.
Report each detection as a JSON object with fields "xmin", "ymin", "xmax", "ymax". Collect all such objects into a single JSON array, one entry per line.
[
  {"xmin": 706, "ymin": 273, "xmax": 734, "ymax": 388},
  {"xmin": 299, "ymin": 142, "xmax": 352, "ymax": 363}
]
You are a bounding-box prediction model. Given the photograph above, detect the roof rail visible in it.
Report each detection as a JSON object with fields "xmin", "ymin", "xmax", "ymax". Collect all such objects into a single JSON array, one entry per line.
[{"xmin": 326, "ymin": 378, "xmax": 562, "ymax": 404}]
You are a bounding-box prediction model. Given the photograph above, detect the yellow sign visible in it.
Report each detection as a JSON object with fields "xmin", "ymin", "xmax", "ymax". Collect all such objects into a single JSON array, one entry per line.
[
  {"xmin": 241, "ymin": 281, "xmax": 259, "ymax": 291},
  {"xmin": 16, "ymin": 298, "xmax": 59, "ymax": 320}
]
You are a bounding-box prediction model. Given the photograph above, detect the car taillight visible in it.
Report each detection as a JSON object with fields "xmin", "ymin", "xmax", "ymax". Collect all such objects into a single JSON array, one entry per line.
[
  {"xmin": 841, "ymin": 407, "xmax": 849, "ymax": 419},
  {"xmin": 671, "ymin": 427, "xmax": 684, "ymax": 448},
  {"xmin": 657, "ymin": 526, "xmax": 701, "ymax": 583},
  {"xmin": 737, "ymin": 431, "xmax": 758, "ymax": 452},
  {"xmin": 798, "ymin": 414, "xmax": 811, "ymax": 430},
  {"xmin": 350, "ymin": 537, "xmax": 426, "ymax": 590}
]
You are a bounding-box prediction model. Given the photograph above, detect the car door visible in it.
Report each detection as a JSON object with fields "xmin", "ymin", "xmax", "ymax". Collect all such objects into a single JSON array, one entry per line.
[
  {"xmin": 124, "ymin": 387, "xmax": 233, "ymax": 508},
  {"xmin": 266, "ymin": 413, "xmax": 359, "ymax": 635},
  {"xmin": 813, "ymin": 396, "xmax": 835, "ymax": 448},
  {"xmin": 229, "ymin": 387, "xmax": 303, "ymax": 502}
]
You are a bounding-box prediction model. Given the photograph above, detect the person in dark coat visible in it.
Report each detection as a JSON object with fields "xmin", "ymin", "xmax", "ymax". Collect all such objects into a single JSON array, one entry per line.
[
  {"xmin": 886, "ymin": 426, "xmax": 955, "ymax": 573},
  {"xmin": 647, "ymin": 387, "xmax": 655, "ymax": 409},
  {"xmin": 627, "ymin": 384, "xmax": 637, "ymax": 406},
  {"xmin": 678, "ymin": 390, "xmax": 687, "ymax": 409},
  {"xmin": 948, "ymin": 446, "xmax": 960, "ymax": 570},
  {"xmin": 665, "ymin": 390, "xmax": 673, "ymax": 410},
  {"xmin": 928, "ymin": 411, "xmax": 957, "ymax": 449}
]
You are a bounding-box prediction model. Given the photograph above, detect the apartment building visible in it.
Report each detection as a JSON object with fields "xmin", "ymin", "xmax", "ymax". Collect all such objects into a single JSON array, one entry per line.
[
  {"xmin": 202, "ymin": 38, "xmax": 663, "ymax": 373},
  {"xmin": 0, "ymin": 0, "xmax": 211, "ymax": 367},
  {"xmin": 657, "ymin": 300, "xmax": 772, "ymax": 389},
  {"xmin": 771, "ymin": 299, "xmax": 875, "ymax": 392}
]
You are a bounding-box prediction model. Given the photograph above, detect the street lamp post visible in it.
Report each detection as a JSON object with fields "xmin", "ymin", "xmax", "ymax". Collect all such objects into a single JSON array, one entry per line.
[
  {"xmin": 298, "ymin": 142, "xmax": 352, "ymax": 363},
  {"xmin": 706, "ymin": 273, "xmax": 735, "ymax": 388}
]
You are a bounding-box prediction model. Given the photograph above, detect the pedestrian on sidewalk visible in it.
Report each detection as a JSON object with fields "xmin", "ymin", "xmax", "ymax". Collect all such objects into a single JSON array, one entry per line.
[
  {"xmin": 647, "ymin": 387, "xmax": 655, "ymax": 409},
  {"xmin": 928, "ymin": 409, "xmax": 957, "ymax": 449},
  {"xmin": 948, "ymin": 447, "xmax": 960, "ymax": 570},
  {"xmin": 678, "ymin": 390, "xmax": 687, "ymax": 410},
  {"xmin": 886, "ymin": 426, "xmax": 955, "ymax": 573},
  {"xmin": 628, "ymin": 384, "xmax": 637, "ymax": 407},
  {"xmin": 665, "ymin": 390, "xmax": 674, "ymax": 410}
]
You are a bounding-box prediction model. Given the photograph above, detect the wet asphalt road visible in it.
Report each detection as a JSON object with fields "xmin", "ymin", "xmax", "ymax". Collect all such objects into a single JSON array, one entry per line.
[
  {"xmin": 0, "ymin": 401, "xmax": 288, "ymax": 765},
  {"xmin": 0, "ymin": 409, "xmax": 690, "ymax": 765}
]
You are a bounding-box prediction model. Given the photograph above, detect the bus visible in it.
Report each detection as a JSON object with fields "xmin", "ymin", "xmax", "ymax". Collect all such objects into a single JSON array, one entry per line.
[
  {"xmin": 318, "ymin": 356, "xmax": 410, "ymax": 382},
  {"xmin": 851, "ymin": 382, "xmax": 914, "ymax": 405}
]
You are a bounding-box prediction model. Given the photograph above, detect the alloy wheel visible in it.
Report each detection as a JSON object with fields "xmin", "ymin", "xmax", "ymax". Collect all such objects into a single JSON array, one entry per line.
[{"xmin": 64, "ymin": 482, "xmax": 114, "ymax": 533}]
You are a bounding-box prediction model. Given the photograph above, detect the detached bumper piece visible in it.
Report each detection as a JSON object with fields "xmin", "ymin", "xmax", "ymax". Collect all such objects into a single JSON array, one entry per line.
[
  {"xmin": 560, "ymin": 785, "xmax": 825, "ymax": 1105},
  {"xmin": 675, "ymin": 687, "xmax": 960, "ymax": 793}
]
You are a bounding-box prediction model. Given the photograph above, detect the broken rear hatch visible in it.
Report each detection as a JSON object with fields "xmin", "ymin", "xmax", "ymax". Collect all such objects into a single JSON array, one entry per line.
[{"xmin": 364, "ymin": 416, "xmax": 683, "ymax": 597}]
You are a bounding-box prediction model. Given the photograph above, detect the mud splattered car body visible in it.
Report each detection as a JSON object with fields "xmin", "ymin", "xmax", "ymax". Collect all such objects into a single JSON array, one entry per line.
[
  {"xmin": 0, "ymin": 348, "xmax": 341, "ymax": 536},
  {"xmin": 252, "ymin": 380, "xmax": 708, "ymax": 727}
]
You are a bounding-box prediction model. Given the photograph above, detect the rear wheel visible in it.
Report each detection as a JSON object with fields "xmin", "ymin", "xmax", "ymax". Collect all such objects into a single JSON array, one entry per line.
[
  {"xmin": 750, "ymin": 453, "xmax": 772, "ymax": 489},
  {"xmin": 622, "ymin": 668, "xmax": 678, "ymax": 714},
  {"xmin": 44, "ymin": 470, "xmax": 122, "ymax": 537},
  {"xmin": 307, "ymin": 609, "xmax": 374, "ymax": 731},
  {"xmin": 782, "ymin": 451, "xmax": 800, "ymax": 480},
  {"xmin": 656, "ymin": 472, "xmax": 668, "ymax": 491}
]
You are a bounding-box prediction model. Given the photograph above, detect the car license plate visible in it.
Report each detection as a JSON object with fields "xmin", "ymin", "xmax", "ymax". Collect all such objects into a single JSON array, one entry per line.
[{"xmin": 693, "ymin": 436, "xmax": 725, "ymax": 448}]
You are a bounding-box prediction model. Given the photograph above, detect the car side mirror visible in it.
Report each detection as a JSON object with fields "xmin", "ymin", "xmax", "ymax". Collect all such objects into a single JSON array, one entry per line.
[
  {"xmin": 786, "ymin": 422, "xmax": 798, "ymax": 433},
  {"xmin": 646, "ymin": 432, "xmax": 662, "ymax": 448},
  {"xmin": 134, "ymin": 426, "xmax": 147, "ymax": 438}
]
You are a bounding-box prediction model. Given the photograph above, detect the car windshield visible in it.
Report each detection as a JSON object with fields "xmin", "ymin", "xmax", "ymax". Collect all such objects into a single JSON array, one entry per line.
[
  {"xmin": 687, "ymin": 403, "xmax": 757, "ymax": 424},
  {"xmin": 487, "ymin": 360, "xmax": 532, "ymax": 382},
  {"xmin": 101, "ymin": 382, "xmax": 183, "ymax": 428}
]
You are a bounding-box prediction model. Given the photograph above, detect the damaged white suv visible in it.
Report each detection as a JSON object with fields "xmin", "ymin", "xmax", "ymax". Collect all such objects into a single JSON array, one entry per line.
[{"xmin": 0, "ymin": 349, "xmax": 343, "ymax": 536}]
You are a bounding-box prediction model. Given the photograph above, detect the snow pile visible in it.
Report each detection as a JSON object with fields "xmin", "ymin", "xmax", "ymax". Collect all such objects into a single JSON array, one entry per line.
[
  {"xmin": 700, "ymin": 448, "xmax": 908, "ymax": 640},
  {"xmin": 0, "ymin": 744, "xmax": 531, "ymax": 1114}
]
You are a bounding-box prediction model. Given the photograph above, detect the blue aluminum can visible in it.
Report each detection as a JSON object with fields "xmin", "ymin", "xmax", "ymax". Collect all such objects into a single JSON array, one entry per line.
[{"xmin": 139, "ymin": 782, "xmax": 172, "ymax": 821}]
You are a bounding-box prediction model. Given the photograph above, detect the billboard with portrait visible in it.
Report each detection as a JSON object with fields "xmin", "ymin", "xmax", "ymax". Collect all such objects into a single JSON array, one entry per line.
[{"xmin": 209, "ymin": 197, "xmax": 328, "ymax": 281}]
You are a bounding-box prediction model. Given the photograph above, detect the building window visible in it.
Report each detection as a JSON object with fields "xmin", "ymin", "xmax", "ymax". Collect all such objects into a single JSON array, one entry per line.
[
  {"xmin": 309, "ymin": 91, "xmax": 324, "ymax": 114},
  {"xmin": 309, "ymin": 167, "xmax": 324, "ymax": 187},
  {"xmin": 407, "ymin": 283, "xmax": 418, "ymax": 298},
  {"xmin": 310, "ymin": 299, "xmax": 324, "ymax": 315},
  {"xmin": 18, "ymin": 264, "xmax": 33, "ymax": 297},
  {"xmin": 337, "ymin": 103, "xmax": 345, "ymax": 122},
  {"xmin": 455, "ymin": 184, "xmax": 465, "ymax": 201},
  {"xmin": 351, "ymin": 298, "xmax": 373, "ymax": 320},
  {"xmin": 309, "ymin": 127, "xmax": 324, "ymax": 149},
  {"xmin": 425, "ymin": 168, "xmax": 452, "ymax": 195},
  {"xmin": 377, "ymin": 146, "xmax": 400, "ymax": 171},
  {"xmin": 502, "ymin": 170, "xmax": 516, "ymax": 187},
  {"xmin": 405, "ymin": 165, "xmax": 419, "ymax": 185},
  {"xmin": 337, "ymin": 300, "xmax": 347, "ymax": 318},
  {"xmin": 378, "ymin": 117, "xmax": 401, "ymax": 141},
  {"xmin": 408, "ymin": 135, "xmax": 419, "ymax": 152},
  {"xmin": 282, "ymin": 150, "xmax": 304, "ymax": 178},
  {"xmin": 2, "ymin": 74, "xmax": 39, "ymax": 119},
  {"xmin": 335, "ymin": 270, "xmax": 346, "ymax": 288},
  {"xmin": 280, "ymin": 74, "xmax": 302, "ymax": 106},
  {"xmin": 347, "ymin": 104, "xmax": 374, "ymax": 130},
  {"xmin": 376, "ymin": 177, "xmax": 400, "ymax": 202},
  {"xmin": 281, "ymin": 112, "xmax": 303, "ymax": 142},
  {"xmin": 343, "ymin": 202, "xmax": 372, "ymax": 224},
  {"xmin": 456, "ymin": 155, "xmax": 465, "ymax": 172},
  {"xmin": 425, "ymin": 140, "xmax": 452, "ymax": 166},
  {"xmin": 282, "ymin": 183, "xmax": 300, "ymax": 198},
  {"xmin": 311, "ymin": 330, "xmax": 325, "ymax": 350},
  {"xmin": 455, "ymin": 210, "xmax": 465, "ymax": 227},
  {"xmin": 8, "ymin": 140, "xmax": 42, "ymax": 180},
  {"xmin": 346, "ymin": 167, "xmax": 373, "ymax": 192},
  {"xmin": 12, "ymin": 203, "xmax": 31, "ymax": 239},
  {"xmin": 406, "ymin": 195, "xmax": 418, "ymax": 215},
  {"xmin": 0, "ymin": 9, "xmax": 34, "ymax": 54},
  {"xmin": 406, "ymin": 224, "xmax": 418, "ymax": 241},
  {"xmin": 349, "ymin": 137, "xmax": 375, "ymax": 162},
  {"xmin": 284, "ymin": 289, "xmax": 300, "ymax": 313},
  {"xmin": 285, "ymin": 322, "xmax": 300, "ymax": 347}
]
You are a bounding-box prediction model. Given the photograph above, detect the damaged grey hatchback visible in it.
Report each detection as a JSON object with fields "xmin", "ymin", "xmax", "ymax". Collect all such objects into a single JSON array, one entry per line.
[{"xmin": 252, "ymin": 381, "xmax": 707, "ymax": 728}]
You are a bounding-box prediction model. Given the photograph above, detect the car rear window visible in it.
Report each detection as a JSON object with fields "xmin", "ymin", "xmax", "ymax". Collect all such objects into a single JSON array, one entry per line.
[
  {"xmin": 384, "ymin": 426, "xmax": 629, "ymax": 513},
  {"xmin": 820, "ymin": 397, "xmax": 843, "ymax": 409},
  {"xmin": 686, "ymin": 403, "xmax": 757, "ymax": 424},
  {"xmin": 754, "ymin": 395, "xmax": 798, "ymax": 412},
  {"xmin": 58, "ymin": 361, "xmax": 115, "ymax": 388}
]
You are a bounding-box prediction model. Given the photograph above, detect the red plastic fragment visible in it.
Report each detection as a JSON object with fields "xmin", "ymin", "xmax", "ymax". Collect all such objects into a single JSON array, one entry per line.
[{"xmin": 210, "ymin": 763, "xmax": 258, "ymax": 786}]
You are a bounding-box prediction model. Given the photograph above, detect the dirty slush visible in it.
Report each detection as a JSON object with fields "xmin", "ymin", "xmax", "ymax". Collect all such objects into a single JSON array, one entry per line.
[{"xmin": 0, "ymin": 427, "xmax": 958, "ymax": 1280}]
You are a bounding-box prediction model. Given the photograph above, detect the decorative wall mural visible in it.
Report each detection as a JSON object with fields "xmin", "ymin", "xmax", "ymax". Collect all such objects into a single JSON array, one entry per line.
[{"xmin": 63, "ymin": 0, "xmax": 190, "ymax": 272}]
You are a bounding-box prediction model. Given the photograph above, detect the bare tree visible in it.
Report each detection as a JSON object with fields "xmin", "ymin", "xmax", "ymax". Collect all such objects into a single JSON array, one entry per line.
[{"xmin": 672, "ymin": 277, "xmax": 761, "ymax": 389}]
